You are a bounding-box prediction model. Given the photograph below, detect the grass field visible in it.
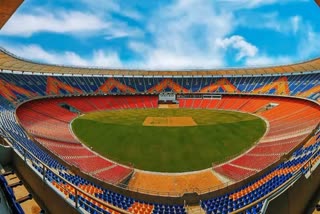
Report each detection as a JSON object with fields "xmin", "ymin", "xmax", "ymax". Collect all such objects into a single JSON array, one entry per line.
[{"xmin": 71, "ymin": 109, "xmax": 266, "ymax": 172}]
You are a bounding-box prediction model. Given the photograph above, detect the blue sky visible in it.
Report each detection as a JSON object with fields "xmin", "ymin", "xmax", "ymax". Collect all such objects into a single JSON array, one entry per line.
[{"xmin": 0, "ymin": 0, "xmax": 319, "ymax": 70}]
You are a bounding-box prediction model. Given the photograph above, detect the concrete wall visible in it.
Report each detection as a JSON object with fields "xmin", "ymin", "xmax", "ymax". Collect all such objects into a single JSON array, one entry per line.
[
  {"xmin": 266, "ymin": 165, "xmax": 320, "ymax": 214},
  {"xmin": 0, "ymin": 143, "xmax": 12, "ymax": 166}
]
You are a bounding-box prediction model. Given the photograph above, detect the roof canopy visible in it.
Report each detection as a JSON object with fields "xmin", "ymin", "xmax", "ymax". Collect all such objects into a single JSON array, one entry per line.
[
  {"xmin": 0, "ymin": 0, "xmax": 24, "ymax": 29},
  {"xmin": 0, "ymin": 49, "xmax": 320, "ymax": 76}
]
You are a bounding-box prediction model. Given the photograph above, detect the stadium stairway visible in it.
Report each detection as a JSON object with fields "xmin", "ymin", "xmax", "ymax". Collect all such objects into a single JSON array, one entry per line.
[
  {"xmin": 186, "ymin": 205, "xmax": 206, "ymax": 214},
  {"xmin": 0, "ymin": 165, "xmax": 42, "ymax": 214}
]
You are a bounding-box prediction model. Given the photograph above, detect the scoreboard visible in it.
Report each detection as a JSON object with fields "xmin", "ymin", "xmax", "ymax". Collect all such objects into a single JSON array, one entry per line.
[{"xmin": 159, "ymin": 93, "xmax": 176, "ymax": 102}]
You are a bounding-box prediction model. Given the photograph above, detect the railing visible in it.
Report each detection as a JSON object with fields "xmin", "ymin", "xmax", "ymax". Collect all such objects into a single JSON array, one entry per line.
[
  {"xmin": 1, "ymin": 132, "xmax": 131, "ymax": 214},
  {"xmin": 260, "ymin": 151, "xmax": 320, "ymax": 214},
  {"xmin": 228, "ymin": 146, "xmax": 320, "ymax": 214},
  {"xmin": 199, "ymin": 145, "xmax": 320, "ymax": 214}
]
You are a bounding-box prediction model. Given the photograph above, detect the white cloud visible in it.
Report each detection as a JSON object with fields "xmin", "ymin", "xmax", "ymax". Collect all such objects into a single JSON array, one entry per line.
[
  {"xmin": 0, "ymin": 0, "xmax": 315, "ymax": 70},
  {"xmin": 104, "ymin": 28, "xmax": 142, "ymax": 41},
  {"xmin": 216, "ymin": 36, "xmax": 258, "ymax": 61},
  {"xmin": 127, "ymin": 0, "xmax": 236, "ymax": 69},
  {"xmin": 90, "ymin": 50, "xmax": 123, "ymax": 67},
  {"xmin": 0, "ymin": 8, "xmax": 141, "ymax": 39},
  {"xmin": 297, "ymin": 24, "xmax": 320, "ymax": 59},
  {"xmin": 1, "ymin": 11, "xmax": 107, "ymax": 36},
  {"xmin": 291, "ymin": 16, "xmax": 301, "ymax": 34},
  {"xmin": 1, "ymin": 44, "xmax": 123, "ymax": 68},
  {"xmin": 217, "ymin": 0, "xmax": 308, "ymax": 10},
  {"xmin": 126, "ymin": 0, "xmax": 307, "ymax": 69},
  {"xmin": 134, "ymin": 50, "xmax": 224, "ymax": 70},
  {"xmin": 245, "ymin": 55, "xmax": 292, "ymax": 67},
  {"xmin": 243, "ymin": 17, "xmax": 319, "ymax": 67},
  {"xmin": 237, "ymin": 12, "xmax": 303, "ymax": 34},
  {"xmin": 78, "ymin": 0, "xmax": 143, "ymax": 20}
]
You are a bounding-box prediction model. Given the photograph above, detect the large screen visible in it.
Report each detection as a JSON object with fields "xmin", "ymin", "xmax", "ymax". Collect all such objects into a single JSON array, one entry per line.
[{"xmin": 159, "ymin": 93, "xmax": 176, "ymax": 101}]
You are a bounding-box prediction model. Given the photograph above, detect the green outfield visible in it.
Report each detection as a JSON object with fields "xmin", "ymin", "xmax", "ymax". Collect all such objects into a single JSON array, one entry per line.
[{"xmin": 71, "ymin": 109, "xmax": 266, "ymax": 172}]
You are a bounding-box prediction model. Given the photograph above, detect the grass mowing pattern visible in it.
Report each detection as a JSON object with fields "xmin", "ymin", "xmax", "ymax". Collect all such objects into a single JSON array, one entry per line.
[{"xmin": 72, "ymin": 109, "xmax": 266, "ymax": 172}]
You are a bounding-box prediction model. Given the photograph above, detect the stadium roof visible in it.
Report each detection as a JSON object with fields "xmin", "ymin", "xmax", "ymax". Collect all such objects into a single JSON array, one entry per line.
[
  {"xmin": 0, "ymin": 48, "xmax": 320, "ymax": 76},
  {"xmin": 0, "ymin": 0, "xmax": 24, "ymax": 29}
]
